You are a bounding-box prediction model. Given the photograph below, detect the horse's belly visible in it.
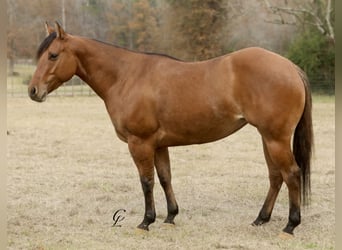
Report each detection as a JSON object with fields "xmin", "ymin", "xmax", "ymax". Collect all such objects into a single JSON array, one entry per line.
[{"xmin": 157, "ymin": 115, "xmax": 247, "ymax": 147}]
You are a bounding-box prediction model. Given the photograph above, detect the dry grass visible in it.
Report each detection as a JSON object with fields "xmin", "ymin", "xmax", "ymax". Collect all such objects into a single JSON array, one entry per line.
[{"xmin": 7, "ymin": 96, "xmax": 334, "ymax": 250}]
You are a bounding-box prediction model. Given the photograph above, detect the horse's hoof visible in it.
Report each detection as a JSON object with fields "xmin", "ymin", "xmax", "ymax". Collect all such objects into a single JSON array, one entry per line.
[
  {"xmin": 137, "ymin": 223, "xmax": 149, "ymax": 231},
  {"xmin": 278, "ymin": 231, "xmax": 294, "ymax": 240},
  {"xmin": 252, "ymin": 217, "xmax": 270, "ymax": 226},
  {"xmin": 251, "ymin": 221, "xmax": 264, "ymax": 227},
  {"xmin": 163, "ymin": 218, "xmax": 176, "ymax": 225}
]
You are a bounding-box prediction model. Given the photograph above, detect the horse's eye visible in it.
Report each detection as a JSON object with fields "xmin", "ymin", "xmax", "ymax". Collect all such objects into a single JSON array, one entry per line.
[{"xmin": 48, "ymin": 52, "xmax": 59, "ymax": 61}]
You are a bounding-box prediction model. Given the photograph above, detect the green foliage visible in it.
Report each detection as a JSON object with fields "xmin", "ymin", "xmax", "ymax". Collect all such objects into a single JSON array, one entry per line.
[{"xmin": 286, "ymin": 28, "xmax": 335, "ymax": 94}]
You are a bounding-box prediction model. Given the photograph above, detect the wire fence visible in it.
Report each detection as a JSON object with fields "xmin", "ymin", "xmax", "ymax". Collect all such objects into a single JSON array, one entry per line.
[
  {"xmin": 7, "ymin": 63, "xmax": 96, "ymax": 98},
  {"xmin": 7, "ymin": 63, "xmax": 335, "ymax": 98}
]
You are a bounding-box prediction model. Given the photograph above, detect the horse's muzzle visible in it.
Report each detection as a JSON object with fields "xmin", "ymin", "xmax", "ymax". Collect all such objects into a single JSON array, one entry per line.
[{"xmin": 28, "ymin": 86, "xmax": 47, "ymax": 102}]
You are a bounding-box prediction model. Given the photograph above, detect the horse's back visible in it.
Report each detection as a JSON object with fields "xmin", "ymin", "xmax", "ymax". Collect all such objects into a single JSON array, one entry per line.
[{"xmin": 120, "ymin": 47, "xmax": 306, "ymax": 146}]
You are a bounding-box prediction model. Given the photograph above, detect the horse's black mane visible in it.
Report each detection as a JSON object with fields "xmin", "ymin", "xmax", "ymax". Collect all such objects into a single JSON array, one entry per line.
[
  {"xmin": 143, "ymin": 51, "xmax": 182, "ymax": 61},
  {"xmin": 92, "ymin": 39, "xmax": 182, "ymax": 61},
  {"xmin": 36, "ymin": 33, "xmax": 181, "ymax": 62},
  {"xmin": 36, "ymin": 32, "xmax": 57, "ymax": 60}
]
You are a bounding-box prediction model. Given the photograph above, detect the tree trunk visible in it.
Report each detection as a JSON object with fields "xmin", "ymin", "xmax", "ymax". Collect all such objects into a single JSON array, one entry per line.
[{"xmin": 8, "ymin": 57, "xmax": 14, "ymax": 76}]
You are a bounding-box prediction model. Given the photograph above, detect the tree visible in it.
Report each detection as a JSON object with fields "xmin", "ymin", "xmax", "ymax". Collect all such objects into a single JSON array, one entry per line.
[
  {"xmin": 263, "ymin": 0, "xmax": 335, "ymax": 93},
  {"xmin": 287, "ymin": 27, "xmax": 334, "ymax": 93},
  {"xmin": 80, "ymin": 0, "xmax": 107, "ymax": 39},
  {"xmin": 7, "ymin": 0, "xmax": 61, "ymax": 74},
  {"xmin": 129, "ymin": 0, "xmax": 159, "ymax": 51},
  {"xmin": 105, "ymin": 0, "xmax": 160, "ymax": 51},
  {"xmin": 263, "ymin": 0, "xmax": 334, "ymax": 44},
  {"xmin": 166, "ymin": 0, "xmax": 227, "ymax": 61}
]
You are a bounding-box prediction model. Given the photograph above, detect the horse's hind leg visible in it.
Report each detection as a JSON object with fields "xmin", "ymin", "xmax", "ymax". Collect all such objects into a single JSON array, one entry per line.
[
  {"xmin": 253, "ymin": 138, "xmax": 283, "ymax": 226},
  {"xmin": 260, "ymin": 137, "xmax": 301, "ymax": 235},
  {"xmin": 155, "ymin": 147, "xmax": 179, "ymax": 224}
]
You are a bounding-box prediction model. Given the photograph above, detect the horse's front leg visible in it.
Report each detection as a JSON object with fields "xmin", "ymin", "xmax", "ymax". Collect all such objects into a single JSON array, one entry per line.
[{"xmin": 128, "ymin": 136, "xmax": 156, "ymax": 231}]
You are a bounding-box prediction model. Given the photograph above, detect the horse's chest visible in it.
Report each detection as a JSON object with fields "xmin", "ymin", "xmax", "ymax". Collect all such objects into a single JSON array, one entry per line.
[{"xmin": 111, "ymin": 104, "xmax": 159, "ymax": 141}]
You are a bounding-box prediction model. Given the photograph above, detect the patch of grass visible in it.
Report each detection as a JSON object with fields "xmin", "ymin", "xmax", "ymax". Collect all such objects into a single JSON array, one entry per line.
[
  {"xmin": 7, "ymin": 63, "xmax": 95, "ymax": 97},
  {"xmin": 312, "ymin": 94, "xmax": 335, "ymax": 103},
  {"xmin": 7, "ymin": 97, "xmax": 335, "ymax": 249},
  {"xmin": 304, "ymin": 242, "xmax": 318, "ymax": 249}
]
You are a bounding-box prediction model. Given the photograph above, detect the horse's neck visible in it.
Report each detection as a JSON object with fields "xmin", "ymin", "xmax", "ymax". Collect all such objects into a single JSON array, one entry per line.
[{"xmin": 72, "ymin": 37, "xmax": 138, "ymax": 100}]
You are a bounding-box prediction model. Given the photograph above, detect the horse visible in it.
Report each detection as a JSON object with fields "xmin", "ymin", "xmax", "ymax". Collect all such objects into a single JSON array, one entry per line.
[{"xmin": 28, "ymin": 22, "xmax": 313, "ymax": 235}]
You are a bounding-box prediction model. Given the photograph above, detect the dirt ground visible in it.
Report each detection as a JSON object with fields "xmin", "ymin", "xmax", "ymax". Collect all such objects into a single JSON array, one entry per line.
[{"xmin": 7, "ymin": 96, "xmax": 335, "ymax": 250}]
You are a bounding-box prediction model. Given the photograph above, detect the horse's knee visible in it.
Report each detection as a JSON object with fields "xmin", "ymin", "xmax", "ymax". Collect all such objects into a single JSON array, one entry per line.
[{"xmin": 140, "ymin": 176, "xmax": 154, "ymax": 192}]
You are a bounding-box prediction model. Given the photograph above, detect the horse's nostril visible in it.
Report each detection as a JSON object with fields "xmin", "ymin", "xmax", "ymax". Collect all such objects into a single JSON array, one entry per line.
[{"xmin": 30, "ymin": 86, "xmax": 37, "ymax": 97}]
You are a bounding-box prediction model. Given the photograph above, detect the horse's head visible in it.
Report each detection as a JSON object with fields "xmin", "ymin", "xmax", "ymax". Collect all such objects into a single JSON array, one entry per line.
[{"xmin": 28, "ymin": 22, "xmax": 77, "ymax": 102}]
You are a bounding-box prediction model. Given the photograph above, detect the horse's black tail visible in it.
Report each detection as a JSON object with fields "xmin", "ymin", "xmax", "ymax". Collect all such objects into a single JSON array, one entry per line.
[{"xmin": 293, "ymin": 67, "xmax": 314, "ymax": 206}]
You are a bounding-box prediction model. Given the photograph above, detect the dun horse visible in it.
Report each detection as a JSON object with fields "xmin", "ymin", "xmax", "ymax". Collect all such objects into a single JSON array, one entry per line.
[{"xmin": 28, "ymin": 22, "xmax": 313, "ymax": 235}]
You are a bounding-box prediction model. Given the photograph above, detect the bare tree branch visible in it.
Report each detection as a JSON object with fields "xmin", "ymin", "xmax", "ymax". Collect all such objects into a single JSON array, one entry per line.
[
  {"xmin": 325, "ymin": 0, "xmax": 334, "ymax": 42},
  {"xmin": 263, "ymin": 0, "xmax": 334, "ymax": 43}
]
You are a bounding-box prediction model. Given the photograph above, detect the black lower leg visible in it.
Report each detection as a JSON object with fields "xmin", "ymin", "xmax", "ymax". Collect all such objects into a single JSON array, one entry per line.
[
  {"xmin": 155, "ymin": 147, "xmax": 179, "ymax": 225},
  {"xmin": 138, "ymin": 211, "xmax": 156, "ymax": 231},
  {"xmin": 138, "ymin": 176, "xmax": 156, "ymax": 231},
  {"xmin": 164, "ymin": 202, "xmax": 179, "ymax": 224},
  {"xmin": 252, "ymin": 204, "xmax": 271, "ymax": 226},
  {"xmin": 283, "ymin": 167, "xmax": 301, "ymax": 235},
  {"xmin": 283, "ymin": 205, "xmax": 301, "ymax": 234}
]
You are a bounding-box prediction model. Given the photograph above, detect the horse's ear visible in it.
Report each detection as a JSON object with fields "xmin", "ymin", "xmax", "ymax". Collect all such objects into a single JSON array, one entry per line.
[
  {"xmin": 45, "ymin": 21, "xmax": 55, "ymax": 36},
  {"xmin": 55, "ymin": 21, "xmax": 66, "ymax": 40}
]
